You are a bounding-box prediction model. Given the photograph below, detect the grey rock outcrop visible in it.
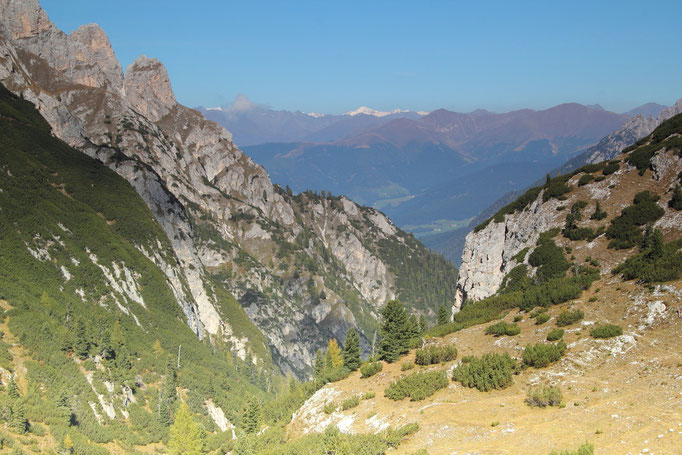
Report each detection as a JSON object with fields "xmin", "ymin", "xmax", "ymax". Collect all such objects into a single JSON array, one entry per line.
[
  {"xmin": 0, "ymin": 0, "xmax": 450, "ymax": 377},
  {"xmin": 454, "ymin": 194, "xmax": 563, "ymax": 312}
]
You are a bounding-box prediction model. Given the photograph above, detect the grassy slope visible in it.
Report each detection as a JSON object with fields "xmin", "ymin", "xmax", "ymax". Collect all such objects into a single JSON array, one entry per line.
[{"xmin": 0, "ymin": 84, "xmax": 273, "ymax": 453}]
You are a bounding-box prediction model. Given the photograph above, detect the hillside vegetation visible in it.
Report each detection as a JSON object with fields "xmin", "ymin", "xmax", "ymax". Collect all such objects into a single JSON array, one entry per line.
[{"xmin": 287, "ymin": 115, "xmax": 682, "ymax": 454}]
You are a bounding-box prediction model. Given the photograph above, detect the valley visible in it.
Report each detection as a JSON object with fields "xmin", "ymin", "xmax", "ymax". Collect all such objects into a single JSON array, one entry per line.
[{"xmin": 0, "ymin": 0, "xmax": 680, "ymax": 454}]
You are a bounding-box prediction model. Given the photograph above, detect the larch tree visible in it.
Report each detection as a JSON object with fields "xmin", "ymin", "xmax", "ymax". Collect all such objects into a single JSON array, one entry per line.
[
  {"xmin": 168, "ymin": 401, "xmax": 204, "ymax": 455},
  {"xmin": 327, "ymin": 338, "xmax": 343, "ymax": 368}
]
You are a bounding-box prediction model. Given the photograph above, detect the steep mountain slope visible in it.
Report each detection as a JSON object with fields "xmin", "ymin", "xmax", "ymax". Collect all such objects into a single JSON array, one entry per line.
[
  {"xmin": 456, "ymin": 113, "xmax": 682, "ymax": 310},
  {"xmin": 288, "ymin": 113, "xmax": 682, "ymax": 455},
  {"xmin": 0, "ymin": 0, "xmax": 456, "ymax": 379},
  {"xmin": 0, "ymin": 81, "xmax": 270, "ymax": 453},
  {"xmin": 244, "ymin": 104, "xmax": 629, "ymax": 235}
]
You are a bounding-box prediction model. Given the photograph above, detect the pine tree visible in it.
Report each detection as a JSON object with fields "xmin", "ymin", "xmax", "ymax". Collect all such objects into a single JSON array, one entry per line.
[
  {"xmin": 168, "ymin": 402, "xmax": 204, "ymax": 455},
  {"xmin": 342, "ymin": 328, "xmax": 361, "ymax": 371},
  {"xmin": 378, "ymin": 300, "xmax": 410, "ymax": 363},
  {"xmin": 437, "ymin": 305, "xmax": 449, "ymax": 325},
  {"xmin": 313, "ymin": 349, "xmax": 324, "ymax": 378},
  {"xmin": 10, "ymin": 401, "xmax": 28, "ymax": 434},
  {"xmin": 591, "ymin": 201, "xmax": 607, "ymax": 220},
  {"xmin": 74, "ymin": 319, "xmax": 89, "ymax": 359},
  {"xmin": 326, "ymin": 339, "xmax": 343, "ymax": 368},
  {"xmin": 406, "ymin": 314, "xmax": 420, "ymax": 340},
  {"xmin": 669, "ymin": 184, "xmax": 682, "ymax": 210},
  {"xmin": 647, "ymin": 228, "xmax": 664, "ymax": 260},
  {"xmin": 242, "ymin": 397, "xmax": 262, "ymax": 434},
  {"xmin": 159, "ymin": 361, "xmax": 177, "ymax": 426},
  {"xmin": 7, "ymin": 377, "xmax": 19, "ymax": 399},
  {"xmin": 100, "ymin": 330, "xmax": 114, "ymax": 360}
]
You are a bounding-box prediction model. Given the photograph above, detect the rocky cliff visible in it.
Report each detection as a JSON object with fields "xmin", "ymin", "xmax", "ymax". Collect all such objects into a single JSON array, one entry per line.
[
  {"xmin": 0, "ymin": 0, "xmax": 456, "ymax": 377},
  {"xmin": 559, "ymin": 99, "xmax": 682, "ymax": 173},
  {"xmin": 454, "ymin": 114, "xmax": 682, "ymax": 312}
]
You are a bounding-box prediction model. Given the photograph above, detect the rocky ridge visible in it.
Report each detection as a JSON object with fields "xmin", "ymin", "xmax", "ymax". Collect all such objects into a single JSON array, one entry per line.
[
  {"xmin": 454, "ymin": 119, "xmax": 682, "ymax": 312},
  {"xmin": 560, "ymin": 99, "xmax": 682, "ymax": 173},
  {"xmin": 0, "ymin": 0, "xmax": 456, "ymax": 377}
]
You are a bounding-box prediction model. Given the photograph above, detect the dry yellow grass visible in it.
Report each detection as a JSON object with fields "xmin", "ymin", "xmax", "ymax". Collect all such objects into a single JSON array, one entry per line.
[{"xmin": 289, "ymin": 278, "xmax": 682, "ymax": 454}]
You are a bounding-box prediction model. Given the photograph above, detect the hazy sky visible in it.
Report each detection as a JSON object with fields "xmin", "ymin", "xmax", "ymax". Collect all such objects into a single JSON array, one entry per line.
[{"xmin": 40, "ymin": 0, "xmax": 682, "ymax": 114}]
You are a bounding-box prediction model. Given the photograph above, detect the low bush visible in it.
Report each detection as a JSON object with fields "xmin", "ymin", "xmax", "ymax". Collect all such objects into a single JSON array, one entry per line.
[
  {"xmin": 384, "ymin": 370, "xmax": 448, "ymax": 401},
  {"xmin": 590, "ymin": 324, "xmax": 622, "ymax": 339},
  {"xmin": 602, "ymin": 161, "xmax": 620, "ymax": 175},
  {"xmin": 500, "ymin": 264, "xmax": 532, "ymax": 293},
  {"xmin": 425, "ymin": 266, "xmax": 599, "ymax": 339},
  {"xmin": 606, "ymin": 191, "xmax": 665, "ymax": 249},
  {"xmin": 548, "ymin": 442, "xmax": 594, "ymax": 455},
  {"xmin": 414, "ymin": 345, "xmax": 457, "ymax": 365},
  {"xmin": 578, "ymin": 174, "xmax": 594, "ymax": 186},
  {"xmin": 546, "ymin": 329, "xmax": 564, "ymax": 341},
  {"xmin": 485, "ymin": 321, "xmax": 521, "ymax": 337},
  {"xmin": 525, "ymin": 385, "xmax": 563, "ymax": 407},
  {"xmin": 360, "ymin": 362, "xmax": 383, "ymax": 378},
  {"xmin": 614, "ymin": 238, "xmax": 682, "ymax": 283},
  {"xmin": 535, "ymin": 313, "xmax": 550, "ymax": 325},
  {"xmin": 361, "ymin": 391, "xmax": 375, "ymax": 400},
  {"xmin": 556, "ymin": 309, "xmax": 584, "ymax": 327},
  {"xmin": 401, "ymin": 361, "xmax": 415, "ymax": 371},
  {"xmin": 543, "ymin": 178, "xmax": 572, "ymax": 202},
  {"xmin": 341, "ymin": 396, "xmax": 360, "ymax": 411},
  {"xmin": 452, "ymin": 353, "xmax": 516, "ymax": 392},
  {"xmin": 669, "ymin": 185, "xmax": 682, "ymax": 210},
  {"xmin": 323, "ymin": 402, "xmax": 337, "ymax": 414},
  {"xmin": 529, "ymin": 230, "xmax": 570, "ymax": 281},
  {"xmin": 523, "ymin": 341, "xmax": 567, "ymax": 368}
]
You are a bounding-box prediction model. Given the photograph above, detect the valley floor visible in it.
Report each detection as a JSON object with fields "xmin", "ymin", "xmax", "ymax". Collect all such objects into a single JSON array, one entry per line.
[{"xmin": 288, "ymin": 279, "xmax": 682, "ymax": 454}]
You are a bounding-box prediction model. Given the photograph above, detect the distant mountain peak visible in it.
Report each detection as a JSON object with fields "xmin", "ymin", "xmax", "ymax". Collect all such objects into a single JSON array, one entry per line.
[
  {"xmin": 225, "ymin": 93, "xmax": 259, "ymax": 112},
  {"xmin": 344, "ymin": 106, "xmax": 409, "ymax": 117},
  {"xmin": 624, "ymin": 102, "xmax": 667, "ymax": 118}
]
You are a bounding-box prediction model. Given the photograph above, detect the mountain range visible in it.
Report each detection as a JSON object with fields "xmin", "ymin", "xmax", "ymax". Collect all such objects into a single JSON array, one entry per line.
[
  {"xmin": 240, "ymin": 104, "xmax": 630, "ymax": 232},
  {"xmin": 197, "ymin": 97, "xmax": 424, "ymax": 147}
]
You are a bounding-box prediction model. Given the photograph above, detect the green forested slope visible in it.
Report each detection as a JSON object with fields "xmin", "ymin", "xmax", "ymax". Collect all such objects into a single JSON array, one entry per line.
[{"xmin": 0, "ymin": 84, "xmax": 278, "ymax": 452}]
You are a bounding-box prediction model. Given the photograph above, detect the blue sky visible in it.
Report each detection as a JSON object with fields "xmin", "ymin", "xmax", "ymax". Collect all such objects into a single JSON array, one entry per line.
[{"xmin": 40, "ymin": 0, "xmax": 682, "ymax": 114}]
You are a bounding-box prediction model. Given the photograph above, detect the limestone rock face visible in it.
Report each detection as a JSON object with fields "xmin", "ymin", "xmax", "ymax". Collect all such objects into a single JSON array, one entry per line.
[
  {"xmin": 454, "ymin": 110, "xmax": 682, "ymax": 315},
  {"xmin": 124, "ymin": 56, "xmax": 176, "ymax": 122},
  {"xmin": 0, "ymin": 1, "xmax": 446, "ymax": 377},
  {"xmin": 454, "ymin": 195, "xmax": 563, "ymax": 312}
]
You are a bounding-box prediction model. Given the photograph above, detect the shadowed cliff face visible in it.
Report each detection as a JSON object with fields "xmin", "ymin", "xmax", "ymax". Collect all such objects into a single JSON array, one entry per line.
[{"xmin": 0, "ymin": 0, "xmax": 456, "ymax": 377}]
